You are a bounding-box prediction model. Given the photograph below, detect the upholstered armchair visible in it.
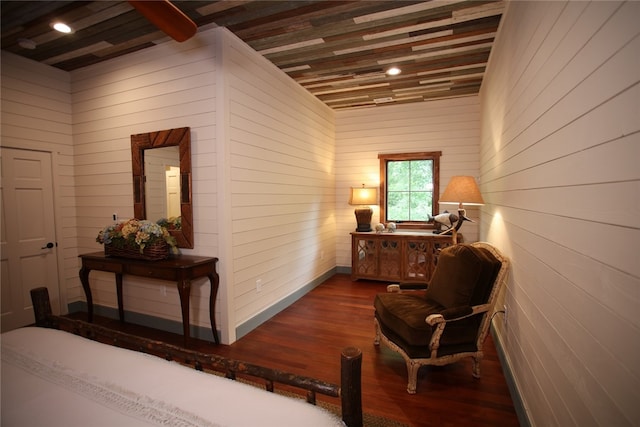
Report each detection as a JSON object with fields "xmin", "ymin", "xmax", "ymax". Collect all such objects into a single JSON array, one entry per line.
[{"xmin": 373, "ymin": 242, "xmax": 509, "ymax": 394}]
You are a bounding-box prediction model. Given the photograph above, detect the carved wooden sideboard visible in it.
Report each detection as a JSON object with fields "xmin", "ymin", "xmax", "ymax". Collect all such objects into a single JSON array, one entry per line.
[
  {"xmin": 350, "ymin": 232, "xmax": 457, "ymax": 283},
  {"xmin": 79, "ymin": 252, "xmax": 219, "ymax": 345}
]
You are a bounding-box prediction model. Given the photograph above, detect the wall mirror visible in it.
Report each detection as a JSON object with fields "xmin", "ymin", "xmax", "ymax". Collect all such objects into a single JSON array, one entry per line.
[{"xmin": 131, "ymin": 127, "xmax": 193, "ymax": 248}]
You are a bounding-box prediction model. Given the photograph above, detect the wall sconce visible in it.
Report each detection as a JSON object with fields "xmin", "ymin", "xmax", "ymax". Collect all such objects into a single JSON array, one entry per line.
[
  {"xmin": 438, "ymin": 176, "xmax": 484, "ymax": 242},
  {"xmin": 349, "ymin": 184, "xmax": 377, "ymax": 232}
]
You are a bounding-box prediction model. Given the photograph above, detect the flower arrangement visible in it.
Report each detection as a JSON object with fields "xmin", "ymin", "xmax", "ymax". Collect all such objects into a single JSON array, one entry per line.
[
  {"xmin": 96, "ymin": 218, "xmax": 178, "ymax": 258},
  {"xmin": 156, "ymin": 216, "xmax": 181, "ymax": 230}
]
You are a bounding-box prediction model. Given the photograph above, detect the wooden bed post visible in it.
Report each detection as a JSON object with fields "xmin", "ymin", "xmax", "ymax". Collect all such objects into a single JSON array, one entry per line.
[
  {"xmin": 341, "ymin": 346, "xmax": 363, "ymax": 427},
  {"xmin": 30, "ymin": 287, "xmax": 54, "ymax": 328}
]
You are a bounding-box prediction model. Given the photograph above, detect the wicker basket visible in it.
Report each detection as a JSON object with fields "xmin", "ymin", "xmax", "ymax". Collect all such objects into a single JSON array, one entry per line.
[{"xmin": 104, "ymin": 240, "xmax": 169, "ymax": 261}]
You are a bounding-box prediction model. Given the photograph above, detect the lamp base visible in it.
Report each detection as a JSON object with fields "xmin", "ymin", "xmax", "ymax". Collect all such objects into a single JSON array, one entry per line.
[{"xmin": 354, "ymin": 207, "xmax": 373, "ymax": 232}]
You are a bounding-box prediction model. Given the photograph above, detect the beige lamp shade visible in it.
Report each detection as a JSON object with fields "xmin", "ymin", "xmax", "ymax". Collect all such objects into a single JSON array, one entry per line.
[
  {"xmin": 349, "ymin": 185, "xmax": 377, "ymax": 232},
  {"xmin": 349, "ymin": 185, "xmax": 377, "ymax": 205},
  {"xmin": 439, "ymin": 176, "xmax": 484, "ymax": 208}
]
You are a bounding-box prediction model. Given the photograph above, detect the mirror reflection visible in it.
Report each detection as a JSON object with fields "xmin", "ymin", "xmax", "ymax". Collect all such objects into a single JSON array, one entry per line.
[{"xmin": 144, "ymin": 146, "xmax": 181, "ymax": 226}]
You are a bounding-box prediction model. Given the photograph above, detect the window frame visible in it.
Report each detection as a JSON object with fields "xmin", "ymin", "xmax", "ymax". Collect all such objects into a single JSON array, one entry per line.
[{"xmin": 378, "ymin": 151, "xmax": 441, "ymax": 230}]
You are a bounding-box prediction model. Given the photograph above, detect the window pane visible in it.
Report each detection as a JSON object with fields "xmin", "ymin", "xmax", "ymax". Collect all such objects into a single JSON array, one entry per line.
[
  {"xmin": 409, "ymin": 160, "xmax": 432, "ymax": 190},
  {"xmin": 387, "ymin": 161, "xmax": 409, "ymax": 191},
  {"xmin": 387, "ymin": 191, "xmax": 409, "ymax": 220},
  {"xmin": 409, "ymin": 191, "xmax": 431, "ymax": 221},
  {"xmin": 386, "ymin": 159, "xmax": 434, "ymax": 222}
]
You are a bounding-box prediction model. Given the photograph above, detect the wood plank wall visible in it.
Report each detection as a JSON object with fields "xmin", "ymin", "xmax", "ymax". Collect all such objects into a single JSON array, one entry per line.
[
  {"xmin": 334, "ymin": 96, "xmax": 482, "ymax": 267},
  {"xmin": 479, "ymin": 1, "xmax": 640, "ymax": 425},
  {"xmin": 68, "ymin": 31, "xmax": 219, "ymax": 330},
  {"xmin": 220, "ymin": 30, "xmax": 336, "ymax": 339},
  {"xmin": 0, "ymin": 52, "xmax": 74, "ymax": 311}
]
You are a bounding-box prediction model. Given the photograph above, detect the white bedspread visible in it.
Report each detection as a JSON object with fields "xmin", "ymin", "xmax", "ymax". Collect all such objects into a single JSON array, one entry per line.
[{"xmin": 1, "ymin": 327, "xmax": 345, "ymax": 427}]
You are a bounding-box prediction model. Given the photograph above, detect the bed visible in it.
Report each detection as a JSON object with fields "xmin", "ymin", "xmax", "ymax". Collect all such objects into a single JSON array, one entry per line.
[{"xmin": 1, "ymin": 287, "xmax": 363, "ymax": 427}]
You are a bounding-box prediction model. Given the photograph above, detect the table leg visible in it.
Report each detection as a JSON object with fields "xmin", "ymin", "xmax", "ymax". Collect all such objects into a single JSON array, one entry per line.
[
  {"xmin": 208, "ymin": 273, "xmax": 219, "ymax": 344},
  {"xmin": 177, "ymin": 279, "xmax": 191, "ymax": 346},
  {"xmin": 79, "ymin": 267, "xmax": 93, "ymax": 322},
  {"xmin": 115, "ymin": 273, "xmax": 124, "ymax": 322}
]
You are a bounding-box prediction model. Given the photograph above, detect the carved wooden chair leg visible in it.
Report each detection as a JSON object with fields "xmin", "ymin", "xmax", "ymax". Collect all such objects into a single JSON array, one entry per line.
[
  {"xmin": 472, "ymin": 355, "xmax": 482, "ymax": 378},
  {"xmin": 373, "ymin": 320, "xmax": 381, "ymax": 346},
  {"xmin": 406, "ymin": 360, "xmax": 420, "ymax": 394}
]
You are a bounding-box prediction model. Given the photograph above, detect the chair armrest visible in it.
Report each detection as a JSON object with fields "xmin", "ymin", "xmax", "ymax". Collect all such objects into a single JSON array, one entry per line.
[
  {"xmin": 426, "ymin": 303, "xmax": 491, "ymax": 325},
  {"xmin": 387, "ymin": 282, "xmax": 429, "ymax": 293},
  {"xmin": 441, "ymin": 306, "xmax": 473, "ymax": 320},
  {"xmin": 426, "ymin": 313, "xmax": 444, "ymax": 326},
  {"xmin": 426, "ymin": 304, "xmax": 493, "ymax": 355},
  {"xmin": 425, "ymin": 307, "xmax": 471, "ymax": 325}
]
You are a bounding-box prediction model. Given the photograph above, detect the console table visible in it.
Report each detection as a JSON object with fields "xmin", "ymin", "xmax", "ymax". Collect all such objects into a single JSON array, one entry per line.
[
  {"xmin": 351, "ymin": 232, "xmax": 457, "ymax": 283},
  {"xmin": 79, "ymin": 252, "xmax": 219, "ymax": 345}
]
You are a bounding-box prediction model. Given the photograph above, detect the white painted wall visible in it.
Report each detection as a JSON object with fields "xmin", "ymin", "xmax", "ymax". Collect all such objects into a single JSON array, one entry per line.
[
  {"xmin": 69, "ymin": 30, "xmax": 219, "ymax": 335},
  {"xmin": 219, "ymin": 30, "xmax": 336, "ymax": 341},
  {"xmin": 480, "ymin": 1, "xmax": 640, "ymax": 425},
  {"xmin": 334, "ymin": 96, "xmax": 482, "ymax": 267},
  {"xmin": 0, "ymin": 51, "xmax": 74, "ymax": 312}
]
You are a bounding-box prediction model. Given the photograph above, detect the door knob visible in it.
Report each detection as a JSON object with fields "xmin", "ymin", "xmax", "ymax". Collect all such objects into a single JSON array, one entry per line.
[{"xmin": 41, "ymin": 242, "xmax": 54, "ymax": 249}]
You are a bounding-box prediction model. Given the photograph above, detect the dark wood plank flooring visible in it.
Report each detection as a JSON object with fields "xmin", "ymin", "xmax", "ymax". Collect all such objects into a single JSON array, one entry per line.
[{"xmin": 68, "ymin": 273, "xmax": 519, "ymax": 427}]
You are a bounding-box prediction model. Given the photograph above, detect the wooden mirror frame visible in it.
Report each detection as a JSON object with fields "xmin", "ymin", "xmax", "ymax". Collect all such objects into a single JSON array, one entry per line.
[{"xmin": 131, "ymin": 127, "xmax": 193, "ymax": 248}]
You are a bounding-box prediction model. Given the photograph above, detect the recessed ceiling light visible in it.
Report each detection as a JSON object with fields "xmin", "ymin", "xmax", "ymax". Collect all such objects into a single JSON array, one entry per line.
[
  {"xmin": 52, "ymin": 22, "xmax": 73, "ymax": 34},
  {"xmin": 386, "ymin": 67, "xmax": 401, "ymax": 76},
  {"xmin": 18, "ymin": 38, "xmax": 37, "ymax": 50}
]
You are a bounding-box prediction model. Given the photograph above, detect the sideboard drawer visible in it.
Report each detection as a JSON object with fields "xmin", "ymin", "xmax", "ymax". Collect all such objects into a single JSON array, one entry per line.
[
  {"xmin": 125, "ymin": 264, "xmax": 176, "ymax": 281},
  {"xmin": 82, "ymin": 259, "xmax": 123, "ymax": 274}
]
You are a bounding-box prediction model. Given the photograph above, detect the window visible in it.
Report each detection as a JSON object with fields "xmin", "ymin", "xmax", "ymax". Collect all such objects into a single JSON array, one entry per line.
[{"xmin": 378, "ymin": 152, "xmax": 441, "ymax": 229}]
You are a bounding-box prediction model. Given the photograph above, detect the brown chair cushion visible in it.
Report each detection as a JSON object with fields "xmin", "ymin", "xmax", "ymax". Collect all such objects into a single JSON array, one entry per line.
[
  {"xmin": 426, "ymin": 244, "xmax": 486, "ymax": 309},
  {"xmin": 375, "ymin": 292, "xmax": 441, "ymax": 347},
  {"xmin": 375, "ymin": 292, "xmax": 483, "ymax": 349}
]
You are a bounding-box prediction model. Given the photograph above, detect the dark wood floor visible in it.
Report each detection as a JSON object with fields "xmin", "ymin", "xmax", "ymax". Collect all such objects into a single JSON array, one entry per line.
[{"xmin": 72, "ymin": 273, "xmax": 519, "ymax": 427}]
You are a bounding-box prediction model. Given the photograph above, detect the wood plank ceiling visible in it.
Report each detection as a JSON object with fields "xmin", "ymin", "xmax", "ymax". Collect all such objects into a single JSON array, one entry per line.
[{"xmin": 1, "ymin": 1, "xmax": 504, "ymax": 110}]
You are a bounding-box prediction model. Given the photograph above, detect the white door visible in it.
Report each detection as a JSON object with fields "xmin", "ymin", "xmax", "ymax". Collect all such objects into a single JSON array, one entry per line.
[
  {"xmin": 165, "ymin": 165, "xmax": 181, "ymax": 218},
  {"xmin": 1, "ymin": 148, "xmax": 60, "ymax": 332}
]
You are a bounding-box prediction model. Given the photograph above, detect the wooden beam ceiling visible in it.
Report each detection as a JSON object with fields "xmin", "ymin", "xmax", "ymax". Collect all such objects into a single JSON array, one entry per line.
[{"xmin": 1, "ymin": 1, "xmax": 504, "ymax": 110}]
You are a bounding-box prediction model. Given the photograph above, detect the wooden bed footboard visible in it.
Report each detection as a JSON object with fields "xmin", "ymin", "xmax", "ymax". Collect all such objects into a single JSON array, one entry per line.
[{"xmin": 30, "ymin": 287, "xmax": 363, "ymax": 427}]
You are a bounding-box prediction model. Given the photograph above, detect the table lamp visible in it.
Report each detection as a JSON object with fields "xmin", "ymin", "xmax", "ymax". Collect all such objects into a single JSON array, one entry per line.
[
  {"xmin": 438, "ymin": 176, "xmax": 484, "ymax": 242},
  {"xmin": 349, "ymin": 184, "xmax": 377, "ymax": 232}
]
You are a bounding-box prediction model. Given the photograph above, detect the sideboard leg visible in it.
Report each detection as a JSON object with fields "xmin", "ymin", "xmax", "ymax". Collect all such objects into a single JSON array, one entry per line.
[
  {"xmin": 79, "ymin": 267, "xmax": 94, "ymax": 322},
  {"xmin": 177, "ymin": 279, "xmax": 191, "ymax": 347},
  {"xmin": 208, "ymin": 272, "xmax": 219, "ymax": 344},
  {"xmin": 116, "ymin": 273, "xmax": 124, "ymax": 322}
]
